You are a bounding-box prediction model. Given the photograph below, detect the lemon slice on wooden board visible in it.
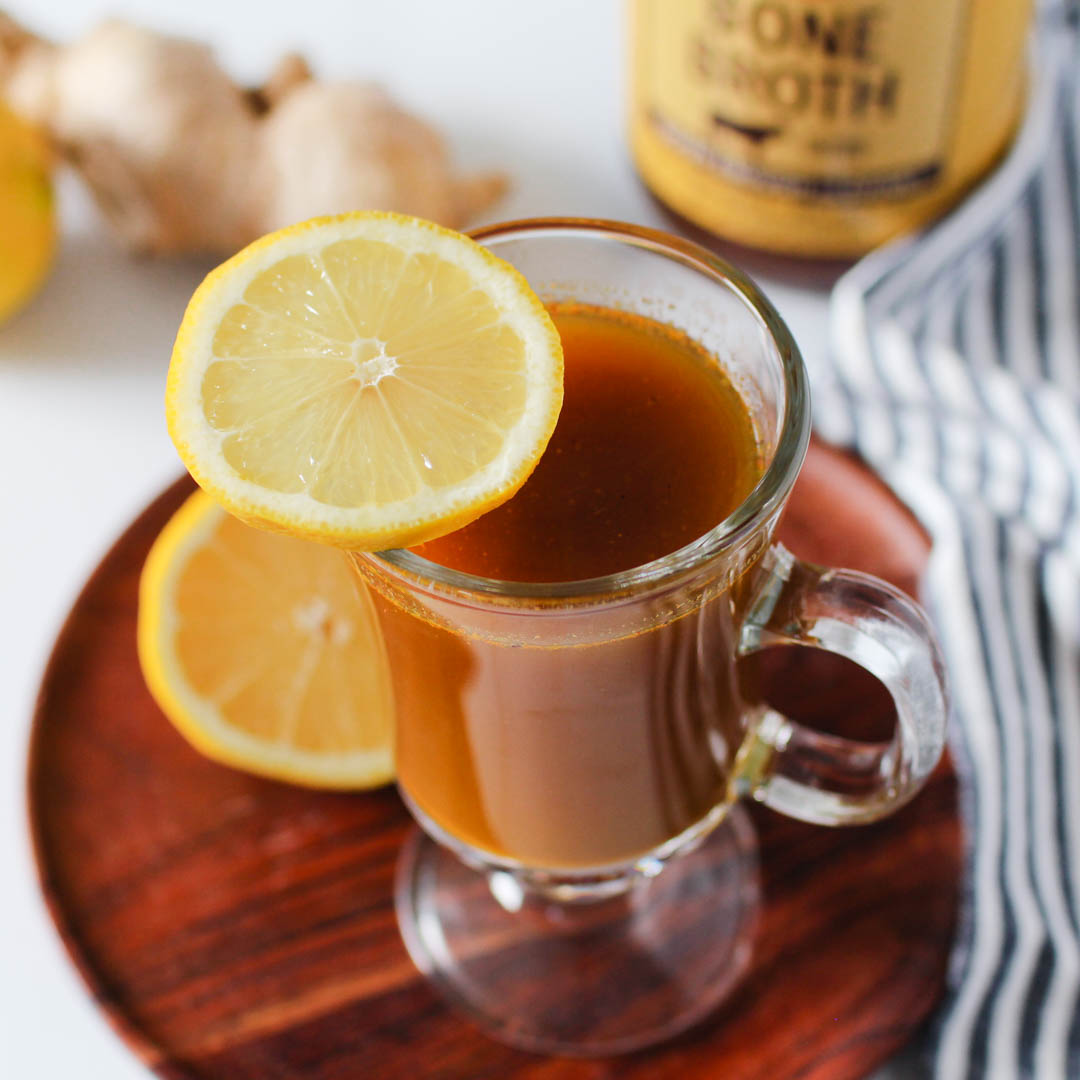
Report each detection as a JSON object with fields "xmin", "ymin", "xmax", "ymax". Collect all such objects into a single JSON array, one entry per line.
[
  {"xmin": 166, "ymin": 211, "xmax": 564, "ymax": 550},
  {"xmin": 137, "ymin": 489, "xmax": 394, "ymax": 788}
]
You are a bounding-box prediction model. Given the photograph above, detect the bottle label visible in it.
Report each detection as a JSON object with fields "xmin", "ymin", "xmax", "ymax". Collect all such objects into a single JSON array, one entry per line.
[{"xmin": 635, "ymin": 0, "xmax": 970, "ymax": 199}]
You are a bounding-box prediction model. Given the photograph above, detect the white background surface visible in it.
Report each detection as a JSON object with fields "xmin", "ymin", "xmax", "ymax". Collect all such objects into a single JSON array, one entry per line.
[{"xmin": 0, "ymin": 2, "xmax": 900, "ymax": 1077}]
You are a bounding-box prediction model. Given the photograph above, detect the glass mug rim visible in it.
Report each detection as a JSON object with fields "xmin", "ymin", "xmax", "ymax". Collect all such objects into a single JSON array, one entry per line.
[{"xmin": 370, "ymin": 217, "xmax": 811, "ymax": 602}]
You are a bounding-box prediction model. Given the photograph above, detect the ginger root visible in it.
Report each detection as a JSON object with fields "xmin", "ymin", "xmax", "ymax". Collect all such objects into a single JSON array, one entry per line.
[{"xmin": 0, "ymin": 14, "xmax": 507, "ymax": 255}]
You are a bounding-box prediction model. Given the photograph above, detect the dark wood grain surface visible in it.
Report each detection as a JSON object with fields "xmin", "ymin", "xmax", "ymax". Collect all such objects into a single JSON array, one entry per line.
[{"xmin": 27, "ymin": 440, "xmax": 961, "ymax": 1079}]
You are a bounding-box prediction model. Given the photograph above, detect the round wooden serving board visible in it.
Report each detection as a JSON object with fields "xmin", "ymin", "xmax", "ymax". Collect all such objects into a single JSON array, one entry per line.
[{"xmin": 28, "ymin": 440, "xmax": 961, "ymax": 1080}]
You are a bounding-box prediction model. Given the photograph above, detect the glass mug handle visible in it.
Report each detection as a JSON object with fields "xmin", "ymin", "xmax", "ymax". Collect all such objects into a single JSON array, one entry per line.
[{"xmin": 735, "ymin": 544, "xmax": 949, "ymax": 825}]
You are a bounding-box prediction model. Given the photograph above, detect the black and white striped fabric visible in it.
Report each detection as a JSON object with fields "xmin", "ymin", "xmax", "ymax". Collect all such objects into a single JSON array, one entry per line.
[{"xmin": 814, "ymin": 7, "xmax": 1080, "ymax": 1077}]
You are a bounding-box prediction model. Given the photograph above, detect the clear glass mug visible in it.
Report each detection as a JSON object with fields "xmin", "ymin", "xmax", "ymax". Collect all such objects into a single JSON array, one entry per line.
[{"xmin": 351, "ymin": 219, "xmax": 948, "ymax": 1056}]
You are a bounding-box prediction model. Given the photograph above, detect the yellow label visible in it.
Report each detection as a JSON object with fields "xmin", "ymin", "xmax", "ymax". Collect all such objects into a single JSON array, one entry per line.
[{"xmin": 636, "ymin": 0, "xmax": 970, "ymax": 198}]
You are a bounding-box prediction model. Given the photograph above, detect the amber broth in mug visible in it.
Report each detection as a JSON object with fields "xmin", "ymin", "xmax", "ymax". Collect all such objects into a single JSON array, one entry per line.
[{"xmin": 373, "ymin": 302, "xmax": 765, "ymax": 867}]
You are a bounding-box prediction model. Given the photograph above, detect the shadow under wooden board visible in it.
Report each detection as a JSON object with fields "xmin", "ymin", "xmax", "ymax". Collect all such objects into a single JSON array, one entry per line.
[{"xmin": 28, "ymin": 439, "xmax": 961, "ymax": 1080}]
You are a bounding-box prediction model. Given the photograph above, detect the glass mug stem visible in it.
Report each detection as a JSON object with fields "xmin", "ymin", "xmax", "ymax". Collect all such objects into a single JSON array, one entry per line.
[{"xmin": 736, "ymin": 544, "xmax": 948, "ymax": 825}]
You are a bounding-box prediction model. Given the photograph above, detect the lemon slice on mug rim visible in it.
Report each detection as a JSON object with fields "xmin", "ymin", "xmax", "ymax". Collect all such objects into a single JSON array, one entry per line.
[{"xmin": 165, "ymin": 211, "xmax": 564, "ymax": 551}]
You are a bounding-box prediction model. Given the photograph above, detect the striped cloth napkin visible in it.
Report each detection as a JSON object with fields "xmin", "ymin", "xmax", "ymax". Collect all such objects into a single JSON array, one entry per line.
[{"xmin": 814, "ymin": 6, "xmax": 1080, "ymax": 1078}]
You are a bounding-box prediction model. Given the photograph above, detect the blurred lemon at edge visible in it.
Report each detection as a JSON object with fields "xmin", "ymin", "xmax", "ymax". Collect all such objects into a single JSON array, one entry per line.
[{"xmin": 0, "ymin": 102, "xmax": 55, "ymax": 324}]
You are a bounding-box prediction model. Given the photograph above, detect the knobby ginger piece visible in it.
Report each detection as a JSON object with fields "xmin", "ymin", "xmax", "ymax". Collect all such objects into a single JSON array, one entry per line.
[{"xmin": 0, "ymin": 14, "xmax": 507, "ymax": 255}]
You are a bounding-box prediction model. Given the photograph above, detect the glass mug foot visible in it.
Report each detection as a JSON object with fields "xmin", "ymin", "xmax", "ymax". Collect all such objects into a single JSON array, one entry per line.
[{"xmin": 395, "ymin": 807, "xmax": 761, "ymax": 1056}]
